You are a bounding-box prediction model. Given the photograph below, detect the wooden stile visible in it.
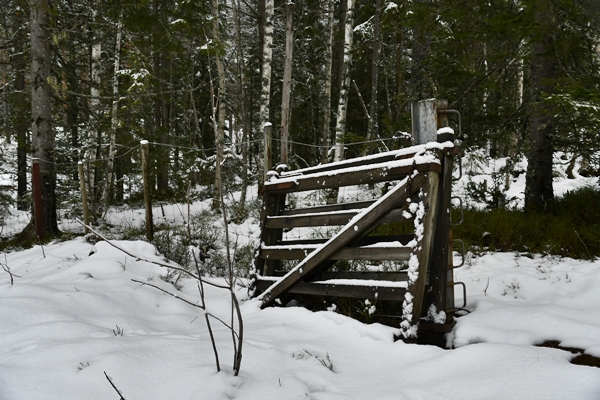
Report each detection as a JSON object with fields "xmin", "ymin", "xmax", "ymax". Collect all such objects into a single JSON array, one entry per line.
[{"xmin": 251, "ymin": 132, "xmax": 458, "ymax": 341}]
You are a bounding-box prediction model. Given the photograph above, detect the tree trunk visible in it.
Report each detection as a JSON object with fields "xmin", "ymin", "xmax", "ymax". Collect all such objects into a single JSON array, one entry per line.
[
  {"xmin": 321, "ymin": 0, "xmax": 334, "ymax": 165},
  {"xmin": 506, "ymin": 40, "xmax": 525, "ymax": 191},
  {"xmin": 30, "ymin": 0, "xmax": 59, "ymax": 235},
  {"xmin": 334, "ymin": 0, "xmax": 355, "ymax": 163},
  {"xmin": 525, "ymin": 31, "xmax": 557, "ymax": 212},
  {"xmin": 212, "ymin": 0, "xmax": 227, "ymax": 210},
  {"xmin": 259, "ymin": 0, "xmax": 274, "ymax": 186},
  {"xmin": 230, "ymin": 0, "xmax": 249, "ymax": 216},
  {"xmin": 11, "ymin": 6, "xmax": 29, "ymax": 211},
  {"xmin": 88, "ymin": 8, "xmax": 101, "ymax": 218},
  {"xmin": 366, "ymin": 0, "xmax": 381, "ymax": 146},
  {"xmin": 280, "ymin": 2, "xmax": 294, "ymax": 166},
  {"xmin": 100, "ymin": 12, "xmax": 122, "ymax": 216}
]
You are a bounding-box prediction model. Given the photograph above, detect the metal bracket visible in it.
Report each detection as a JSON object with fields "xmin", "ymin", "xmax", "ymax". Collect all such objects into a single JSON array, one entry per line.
[
  {"xmin": 453, "ymin": 281, "xmax": 467, "ymax": 309},
  {"xmin": 452, "ymin": 239, "xmax": 465, "ymax": 268},
  {"xmin": 450, "ymin": 196, "xmax": 464, "ymax": 226}
]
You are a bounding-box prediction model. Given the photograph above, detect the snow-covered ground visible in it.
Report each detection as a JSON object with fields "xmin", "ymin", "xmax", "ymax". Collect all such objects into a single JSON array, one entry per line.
[
  {"xmin": 1, "ymin": 238, "xmax": 600, "ymax": 399},
  {"xmin": 1, "ymin": 150, "xmax": 599, "ymax": 399}
]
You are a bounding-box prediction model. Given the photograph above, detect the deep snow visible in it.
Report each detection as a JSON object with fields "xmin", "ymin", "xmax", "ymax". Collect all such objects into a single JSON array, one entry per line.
[
  {"xmin": 1, "ymin": 237, "xmax": 600, "ymax": 399},
  {"xmin": 1, "ymin": 150, "xmax": 599, "ymax": 399}
]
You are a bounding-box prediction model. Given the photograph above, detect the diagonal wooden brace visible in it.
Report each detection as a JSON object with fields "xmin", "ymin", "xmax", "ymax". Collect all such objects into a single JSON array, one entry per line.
[{"xmin": 259, "ymin": 172, "xmax": 426, "ymax": 308}]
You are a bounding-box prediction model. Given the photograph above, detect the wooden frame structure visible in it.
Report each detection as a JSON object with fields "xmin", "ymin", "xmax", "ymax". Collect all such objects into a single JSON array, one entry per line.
[{"xmin": 252, "ymin": 102, "xmax": 458, "ymax": 340}]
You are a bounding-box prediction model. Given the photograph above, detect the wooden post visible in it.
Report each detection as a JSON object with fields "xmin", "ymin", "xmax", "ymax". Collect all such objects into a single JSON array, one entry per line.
[
  {"xmin": 140, "ymin": 140, "xmax": 153, "ymax": 241},
  {"xmin": 264, "ymin": 122, "xmax": 273, "ymax": 183},
  {"xmin": 31, "ymin": 159, "xmax": 44, "ymax": 241},
  {"xmin": 78, "ymin": 162, "xmax": 90, "ymax": 233},
  {"xmin": 411, "ymin": 99, "xmax": 437, "ymax": 145}
]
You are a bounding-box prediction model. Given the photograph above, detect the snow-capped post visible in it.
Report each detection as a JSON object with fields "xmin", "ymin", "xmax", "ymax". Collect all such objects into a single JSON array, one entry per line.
[
  {"xmin": 140, "ymin": 140, "xmax": 153, "ymax": 241},
  {"xmin": 78, "ymin": 162, "xmax": 90, "ymax": 234},
  {"xmin": 31, "ymin": 158, "xmax": 44, "ymax": 241},
  {"xmin": 263, "ymin": 122, "xmax": 273, "ymax": 183}
]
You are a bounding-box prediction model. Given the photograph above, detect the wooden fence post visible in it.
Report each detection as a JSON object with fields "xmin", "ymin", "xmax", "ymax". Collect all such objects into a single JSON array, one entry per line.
[
  {"xmin": 264, "ymin": 122, "xmax": 273, "ymax": 182},
  {"xmin": 78, "ymin": 162, "xmax": 90, "ymax": 233},
  {"xmin": 31, "ymin": 158, "xmax": 44, "ymax": 241},
  {"xmin": 140, "ymin": 140, "xmax": 153, "ymax": 241}
]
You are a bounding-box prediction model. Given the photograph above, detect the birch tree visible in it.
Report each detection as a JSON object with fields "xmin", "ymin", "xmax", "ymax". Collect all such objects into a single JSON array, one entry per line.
[
  {"xmin": 259, "ymin": 0, "xmax": 274, "ymax": 183},
  {"xmin": 88, "ymin": 7, "xmax": 101, "ymax": 217},
  {"xmin": 212, "ymin": 0, "xmax": 227, "ymax": 210}
]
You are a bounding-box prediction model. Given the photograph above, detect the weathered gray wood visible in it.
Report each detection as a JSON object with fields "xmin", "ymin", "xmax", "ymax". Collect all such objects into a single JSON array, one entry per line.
[
  {"xmin": 264, "ymin": 270, "xmax": 430, "ymax": 284},
  {"xmin": 276, "ymin": 234, "xmax": 414, "ymax": 247},
  {"xmin": 261, "ymin": 245, "xmax": 412, "ymax": 261},
  {"xmin": 404, "ymin": 170, "xmax": 440, "ymax": 335},
  {"xmin": 255, "ymin": 190, "xmax": 287, "ymax": 276},
  {"xmin": 266, "ymin": 207, "xmax": 412, "ymax": 229},
  {"xmin": 300, "ymin": 271, "xmax": 410, "ymax": 281},
  {"xmin": 281, "ymin": 147, "xmax": 425, "ymax": 178},
  {"xmin": 280, "ymin": 199, "xmax": 375, "ymax": 216},
  {"xmin": 260, "ymin": 173, "xmax": 425, "ymax": 308},
  {"xmin": 255, "ymin": 279, "xmax": 407, "ymax": 301},
  {"xmin": 427, "ymin": 151, "xmax": 454, "ymax": 320},
  {"xmin": 265, "ymin": 162, "xmax": 440, "ymax": 194}
]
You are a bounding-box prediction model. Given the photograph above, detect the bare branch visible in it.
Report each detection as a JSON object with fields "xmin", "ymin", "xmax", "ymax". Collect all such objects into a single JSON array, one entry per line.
[
  {"xmin": 131, "ymin": 279, "xmax": 204, "ymax": 310},
  {"xmin": 103, "ymin": 371, "xmax": 126, "ymax": 400}
]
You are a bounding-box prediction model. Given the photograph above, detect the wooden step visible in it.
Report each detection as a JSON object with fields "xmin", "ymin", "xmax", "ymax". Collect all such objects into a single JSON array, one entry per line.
[
  {"xmin": 272, "ymin": 270, "xmax": 429, "ymax": 284},
  {"xmin": 254, "ymin": 278, "xmax": 408, "ymax": 301},
  {"xmin": 261, "ymin": 244, "xmax": 412, "ymax": 261},
  {"xmin": 266, "ymin": 208, "xmax": 412, "ymax": 229}
]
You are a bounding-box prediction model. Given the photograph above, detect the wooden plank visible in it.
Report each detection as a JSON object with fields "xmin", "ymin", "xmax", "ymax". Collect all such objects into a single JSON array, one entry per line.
[
  {"xmin": 267, "ymin": 207, "xmax": 414, "ymax": 229},
  {"xmin": 279, "ymin": 146, "xmax": 426, "ymax": 178},
  {"xmin": 255, "ymin": 279, "xmax": 407, "ymax": 301},
  {"xmin": 403, "ymin": 170, "xmax": 440, "ymax": 337},
  {"xmin": 261, "ymin": 245, "xmax": 412, "ymax": 261},
  {"xmin": 426, "ymin": 150, "xmax": 455, "ymax": 320},
  {"xmin": 254, "ymin": 191, "xmax": 286, "ymax": 276},
  {"xmin": 265, "ymin": 162, "xmax": 440, "ymax": 194},
  {"xmin": 280, "ymin": 200, "xmax": 375, "ymax": 216},
  {"xmin": 276, "ymin": 234, "xmax": 414, "ymax": 247},
  {"xmin": 259, "ymin": 173, "xmax": 425, "ymax": 308}
]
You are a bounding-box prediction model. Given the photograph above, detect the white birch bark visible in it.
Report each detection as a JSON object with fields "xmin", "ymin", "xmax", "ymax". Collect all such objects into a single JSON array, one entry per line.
[
  {"xmin": 88, "ymin": 10, "xmax": 101, "ymax": 213},
  {"xmin": 212, "ymin": 0, "xmax": 227, "ymax": 209},
  {"xmin": 230, "ymin": 0, "xmax": 249, "ymax": 213},
  {"xmin": 334, "ymin": 0, "xmax": 355, "ymax": 163},
  {"xmin": 259, "ymin": 0, "xmax": 274, "ymax": 184}
]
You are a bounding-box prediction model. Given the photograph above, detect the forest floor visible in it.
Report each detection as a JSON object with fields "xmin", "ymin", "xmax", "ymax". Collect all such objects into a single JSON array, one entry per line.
[{"xmin": 1, "ymin": 150, "xmax": 599, "ymax": 399}]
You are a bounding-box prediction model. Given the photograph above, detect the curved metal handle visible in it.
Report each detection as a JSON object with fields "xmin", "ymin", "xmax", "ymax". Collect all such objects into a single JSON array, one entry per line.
[
  {"xmin": 450, "ymin": 196, "xmax": 464, "ymax": 226},
  {"xmin": 452, "ymin": 239, "xmax": 465, "ymax": 268},
  {"xmin": 453, "ymin": 281, "xmax": 467, "ymax": 309}
]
